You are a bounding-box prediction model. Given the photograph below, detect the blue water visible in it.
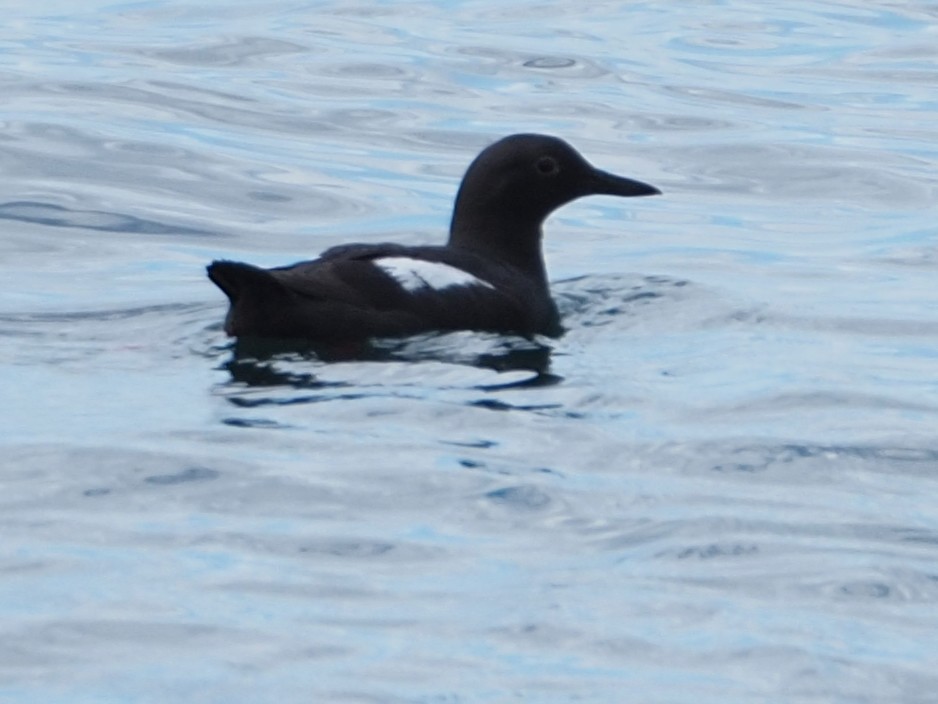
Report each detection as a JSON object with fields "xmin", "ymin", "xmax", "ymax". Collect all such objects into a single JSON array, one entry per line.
[{"xmin": 2, "ymin": 1, "xmax": 938, "ymax": 702}]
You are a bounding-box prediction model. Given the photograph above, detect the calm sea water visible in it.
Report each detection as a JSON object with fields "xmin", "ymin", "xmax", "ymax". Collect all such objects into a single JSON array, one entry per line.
[{"xmin": 2, "ymin": 1, "xmax": 938, "ymax": 702}]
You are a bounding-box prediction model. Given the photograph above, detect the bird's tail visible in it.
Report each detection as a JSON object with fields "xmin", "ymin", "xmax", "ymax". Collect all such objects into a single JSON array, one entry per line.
[{"xmin": 206, "ymin": 260, "xmax": 283, "ymax": 303}]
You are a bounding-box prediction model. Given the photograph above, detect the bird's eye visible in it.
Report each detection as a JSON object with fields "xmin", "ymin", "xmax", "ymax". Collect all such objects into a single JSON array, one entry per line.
[{"xmin": 535, "ymin": 156, "xmax": 560, "ymax": 176}]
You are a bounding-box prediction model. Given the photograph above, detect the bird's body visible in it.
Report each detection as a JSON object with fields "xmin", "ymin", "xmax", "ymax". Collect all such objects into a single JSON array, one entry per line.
[
  {"xmin": 208, "ymin": 242, "xmax": 559, "ymax": 341},
  {"xmin": 207, "ymin": 133, "xmax": 659, "ymax": 341}
]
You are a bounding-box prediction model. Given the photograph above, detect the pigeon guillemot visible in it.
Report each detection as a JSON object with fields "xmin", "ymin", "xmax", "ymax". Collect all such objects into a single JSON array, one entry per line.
[{"xmin": 207, "ymin": 133, "xmax": 660, "ymax": 341}]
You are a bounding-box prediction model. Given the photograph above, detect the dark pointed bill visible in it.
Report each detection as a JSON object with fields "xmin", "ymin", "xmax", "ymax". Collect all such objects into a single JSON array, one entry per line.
[{"xmin": 589, "ymin": 168, "xmax": 661, "ymax": 198}]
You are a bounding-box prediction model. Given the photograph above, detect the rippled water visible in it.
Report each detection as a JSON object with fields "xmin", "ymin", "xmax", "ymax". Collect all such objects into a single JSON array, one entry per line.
[{"xmin": 2, "ymin": 1, "xmax": 938, "ymax": 702}]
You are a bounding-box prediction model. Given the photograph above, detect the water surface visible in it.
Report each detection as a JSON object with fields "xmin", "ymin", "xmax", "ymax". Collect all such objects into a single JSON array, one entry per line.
[{"xmin": 2, "ymin": 1, "xmax": 938, "ymax": 702}]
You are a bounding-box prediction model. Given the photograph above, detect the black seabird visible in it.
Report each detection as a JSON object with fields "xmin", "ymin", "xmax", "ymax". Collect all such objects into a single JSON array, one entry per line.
[{"xmin": 207, "ymin": 133, "xmax": 660, "ymax": 341}]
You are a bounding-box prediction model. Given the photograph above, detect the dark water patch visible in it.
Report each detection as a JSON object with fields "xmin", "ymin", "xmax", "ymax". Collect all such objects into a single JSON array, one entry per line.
[
  {"xmin": 471, "ymin": 345, "xmax": 554, "ymax": 376},
  {"xmin": 83, "ymin": 488, "xmax": 111, "ymax": 497},
  {"xmin": 897, "ymin": 529, "xmax": 938, "ymax": 547},
  {"xmin": 582, "ymin": 290, "xmax": 664, "ymax": 326},
  {"xmin": 872, "ymin": 243, "xmax": 938, "ymax": 270},
  {"xmin": 523, "ymin": 56, "xmax": 577, "ymax": 70},
  {"xmin": 144, "ymin": 466, "xmax": 220, "ymax": 486},
  {"xmin": 0, "ymin": 201, "xmax": 217, "ymax": 237},
  {"xmin": 449, "ymin": 454, "xmax": 563, "ymax": 480},
  {"xmin": 298, "ymin": 540, "xmax": 394, "ymax": 558},
  {"xmin": 673, "ymin": 543, "xmax": 760, "ymax": 560},
  {"xmin": 485, "ymin": 485, "xmax": 552, "ymax": 510},
  {"xmin": 469, "ymin": 398, "xmax": 564, "ymax": 414},
  {"xmin": 222, "ymin": 356, "xmax": 339, "ymax": 389},
  {"xmin": 221, "ymin": 417, "xmax": 294, "ymax": 429},
  {"xmin": 474, "ymin": 370, "xmax": 563, "ymax": 392},
  {"xmin": 838, "ymin": 581, "xmax": 891, "ymax": 599},
  {"xmin": 442, "ymin": 439, "xmax": 498, "ymax": 449},
  {"xmin": 318, "ymin": 63, "xmax": 414, "ymax": 82},
  {"xmin": 226, "ymin": 392, "xmax": 367, "ymax": 409}
]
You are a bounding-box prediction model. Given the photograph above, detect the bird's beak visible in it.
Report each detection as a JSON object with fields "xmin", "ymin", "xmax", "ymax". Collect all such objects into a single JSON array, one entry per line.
[{"xmin": 589, "ymin": 168, "xmax": 661, "ymax": 197}]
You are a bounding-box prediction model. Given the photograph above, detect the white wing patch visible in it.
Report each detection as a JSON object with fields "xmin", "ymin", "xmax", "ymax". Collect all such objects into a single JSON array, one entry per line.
[{"xmin": 375, "ymin": 257, "xmax": 495, "ymax": 293}]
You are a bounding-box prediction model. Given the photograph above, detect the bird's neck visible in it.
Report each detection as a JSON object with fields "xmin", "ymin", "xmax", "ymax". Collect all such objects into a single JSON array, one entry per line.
[
  {"xmin": 449, "ymin": 216, "xmax": 548, "ymax": 287},
  {"xmin": 448, "ymin": 192, "xmax": 549, "ymax": 288}
]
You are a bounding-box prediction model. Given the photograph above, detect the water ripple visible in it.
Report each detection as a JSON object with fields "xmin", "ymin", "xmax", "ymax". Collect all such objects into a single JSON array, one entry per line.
[{"xmin": 0, "ymin": 201, "xmax": 217, "ymax": 236}]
